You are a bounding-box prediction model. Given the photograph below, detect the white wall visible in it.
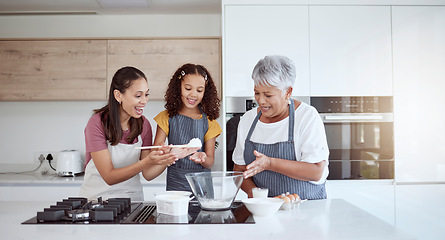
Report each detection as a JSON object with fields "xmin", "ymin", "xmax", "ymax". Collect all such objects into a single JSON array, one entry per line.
[
  {"xmin": 0, "ymin": 13, "xmax": 224, "ymax": 170},
  {"xmin": 0, "ymin": 14, "xmax": 221, "ymax": 38}
]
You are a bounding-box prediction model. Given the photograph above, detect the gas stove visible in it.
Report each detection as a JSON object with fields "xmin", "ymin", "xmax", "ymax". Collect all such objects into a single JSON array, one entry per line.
[{"xmin": 22, "ymin": 197, "xmax": 253, "ymax": 224}]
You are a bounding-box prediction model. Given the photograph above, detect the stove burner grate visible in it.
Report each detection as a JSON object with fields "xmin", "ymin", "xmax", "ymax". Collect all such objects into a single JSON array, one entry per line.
[
  {"xmin": 23, "ymin": 197, "xmax": 254, "ymax": 225},
  {"xmin": 132, "ymin": 205, "xmax": 156, "ymax": 223},
  {"xmin": 33, "ymin": 197, "xmax": 132, "ymax": 223}
]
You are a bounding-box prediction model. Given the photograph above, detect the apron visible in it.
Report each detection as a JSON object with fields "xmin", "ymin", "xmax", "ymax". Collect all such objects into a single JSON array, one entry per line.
[
  {"xmin": 166, "ymin": 107, "xmax": 210, "ymax": 191},
  {"xmin": 79, "ymin": 135, "xmax": 144, "ymax": 201},
  {"xmin": 244, "ymin": 100, "xmax": 327, "ymax": 200}
]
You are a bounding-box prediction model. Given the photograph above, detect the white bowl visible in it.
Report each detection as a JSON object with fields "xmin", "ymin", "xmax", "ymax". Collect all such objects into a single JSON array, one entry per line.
[{"xmin": 242, "ymin": 198, "xmax": 284, "ymax": 217}]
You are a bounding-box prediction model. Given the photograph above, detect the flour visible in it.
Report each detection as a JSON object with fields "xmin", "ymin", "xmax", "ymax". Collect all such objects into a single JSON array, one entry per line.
[{"xmin": 187, "ymin": 138, "xmax": 202, "ymax": 148}]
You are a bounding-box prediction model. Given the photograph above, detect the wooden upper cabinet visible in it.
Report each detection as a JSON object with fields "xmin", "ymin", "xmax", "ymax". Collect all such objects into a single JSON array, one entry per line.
[
  {"xmin": 107, "ymin": 39, "xmax": 221, "ymax": 100},
  {"xmin": 0, "ymin": 40, "xmax": 107, "ymax": 100}
]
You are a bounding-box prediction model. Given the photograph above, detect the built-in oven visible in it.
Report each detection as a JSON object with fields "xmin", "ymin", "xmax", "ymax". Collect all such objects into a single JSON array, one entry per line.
[
  {"xmin": 311, "ymin": 96, "xmax": 394, "ymax": 180},
  {"xmin": 225, "ymin": 97, "xmax": 258, "ymax": 171}
]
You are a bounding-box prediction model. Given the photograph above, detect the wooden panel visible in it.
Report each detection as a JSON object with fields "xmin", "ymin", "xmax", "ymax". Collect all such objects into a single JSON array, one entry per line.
[
  {"xmin": 0, "ymin": 40, "xmax": 107, "ymax": 100},
  {"xmin": 107, "ymin": 39, "xmax": 221, "ymax": 100}
]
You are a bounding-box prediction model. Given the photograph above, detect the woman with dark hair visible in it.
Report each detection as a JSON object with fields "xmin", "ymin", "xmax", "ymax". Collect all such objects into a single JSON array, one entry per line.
[
  {"xmin": 79, "ymin": 66, "xmax": 178, "ymax": 201},
  {"xmin": 152, "ymin": 63, "xmax": 222, "ymax": 191}
]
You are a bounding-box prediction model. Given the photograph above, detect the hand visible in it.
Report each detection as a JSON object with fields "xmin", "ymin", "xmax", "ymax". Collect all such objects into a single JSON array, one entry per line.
[
  {"xmin": 142, "ymin": 147, "xmax": 178, "ymax": 167},
  {"xmin": 189, "ymin": 152, "xmax": 207, "ymax": 164},
  {"xmin": 243, "ymin": 150, "xmax": 271, "ymax": 179},
  {"xmin": 170, "ymin": 147, "xmax": 200, "ymax": 159}
]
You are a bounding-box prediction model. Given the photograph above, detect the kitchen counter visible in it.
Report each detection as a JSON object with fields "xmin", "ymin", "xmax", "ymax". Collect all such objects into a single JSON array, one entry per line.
[
  {"xmin": 1, "ymin": 199, "xmax": 414, "ymax": 240},
  {"xmin": 0, "ymin": 163, "xmax": 168, "ymax": 201},
  {"xmin": 0, "ymin": 163, "xmax": 166, "ymax": 185}
]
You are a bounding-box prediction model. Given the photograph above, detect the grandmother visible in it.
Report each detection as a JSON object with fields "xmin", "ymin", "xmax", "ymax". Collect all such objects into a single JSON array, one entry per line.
[{"xmin": 232, "ymin": 55, "xmax": 329, "ymax": 200}]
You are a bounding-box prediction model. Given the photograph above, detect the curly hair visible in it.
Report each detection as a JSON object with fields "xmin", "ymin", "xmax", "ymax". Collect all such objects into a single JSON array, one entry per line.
[{"xmin": 164, "ymin": 63, "xmax": 220, "ymax": 120}]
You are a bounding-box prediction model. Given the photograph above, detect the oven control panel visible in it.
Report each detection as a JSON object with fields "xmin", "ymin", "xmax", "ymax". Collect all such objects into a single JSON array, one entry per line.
[{"xmin": 311, "ymin": 96, "xmax": 393, "ymax": 113}]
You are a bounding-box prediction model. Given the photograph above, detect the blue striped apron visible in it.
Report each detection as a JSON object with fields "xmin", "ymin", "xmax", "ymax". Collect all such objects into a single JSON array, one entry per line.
[
  {"xmin": 244, "ymin": 100, "xmax": 327, "ymax": 200},
  {"xmin": 166, "ymin": 107, "xmax": 210, "ymax": 191}
]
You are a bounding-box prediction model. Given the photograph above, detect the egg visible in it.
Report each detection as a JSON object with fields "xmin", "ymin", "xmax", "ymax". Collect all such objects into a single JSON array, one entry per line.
[
  {"xmin": 292, "ymin": 193, "xmax": 301, "ymax": 201},
  {"xmin": 287, "ymin": 194, "xmax": 296, "ymax": 202},
  {"xmin": 281, "ymin": 196, "xmax": 291, "ymax": 203}
]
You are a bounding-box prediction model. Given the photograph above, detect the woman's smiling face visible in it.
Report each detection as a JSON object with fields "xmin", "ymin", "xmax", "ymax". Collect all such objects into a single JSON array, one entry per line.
[
  {"xmin": 254, "ymin": 84, "xmax": 291, "ymax": 123},
  {"xmin": 181, "ymin": 73, "xmax": 206, "ymax": 110},
  {"xmin": 118, "ymin": 78, "xmax": 149, "ymax": 119}
]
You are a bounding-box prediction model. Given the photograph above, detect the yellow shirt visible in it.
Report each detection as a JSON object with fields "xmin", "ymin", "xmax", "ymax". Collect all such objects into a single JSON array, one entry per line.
[{"xmin": 154, "ymin": 110, "xmax": 222, "ymax": 142}]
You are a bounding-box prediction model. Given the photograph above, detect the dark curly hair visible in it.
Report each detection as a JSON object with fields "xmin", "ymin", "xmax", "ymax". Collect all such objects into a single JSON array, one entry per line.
[{"xmin": 164, "ymin": 63, "xmax": 220, "ymax": 120}]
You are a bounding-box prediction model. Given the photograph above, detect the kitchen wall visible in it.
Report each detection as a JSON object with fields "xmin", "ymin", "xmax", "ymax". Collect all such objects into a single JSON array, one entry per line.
[{"xmin": 0, "ymin": 13, "xmax": 223, "ymax": 169}]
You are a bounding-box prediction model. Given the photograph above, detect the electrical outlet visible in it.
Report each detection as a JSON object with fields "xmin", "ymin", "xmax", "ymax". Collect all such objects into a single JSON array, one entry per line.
[{"xmin": 33, "ymin": 152, "xmax": 57, "ymax": 163}]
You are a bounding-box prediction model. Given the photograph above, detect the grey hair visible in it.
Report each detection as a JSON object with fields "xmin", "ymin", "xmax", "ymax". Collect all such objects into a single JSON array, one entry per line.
[{"xmin": 251, "ymin": 55, "xmax": 296, "ymax": 95}]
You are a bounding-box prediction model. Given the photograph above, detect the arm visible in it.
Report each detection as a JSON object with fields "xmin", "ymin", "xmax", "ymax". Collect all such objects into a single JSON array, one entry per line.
[
  {"xmin": 189, "ymin": 137, "xmax": 216, "ymax": 169},
  {"xmin": 141, "ymin": 125, "xmax": 171, "ymax": 181},
  {"xmin": 91, "ymin": 148, "xmax": 177, "ymax": 185},
  {"xmin": 188, "ymin": 118, "xmax": 221, "ymax": 168},
  {"xmin": 243, "ymin": 150, "xmax": 326, "ymax": 181},
  {"xmin": 233, "ymin": 163, "xmax": 258, "ymax": 198}
]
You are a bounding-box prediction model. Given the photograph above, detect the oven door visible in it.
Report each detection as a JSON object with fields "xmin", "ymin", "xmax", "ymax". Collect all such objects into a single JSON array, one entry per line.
[{"xmin": 322, "ymin": 113, "xmax": 394, "ymax": 180}]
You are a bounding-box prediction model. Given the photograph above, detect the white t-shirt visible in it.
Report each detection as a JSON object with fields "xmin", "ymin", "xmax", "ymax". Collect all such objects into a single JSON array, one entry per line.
[{"xmin": 232, "ymin": 102, "xmax": 330, "ymax": 184}]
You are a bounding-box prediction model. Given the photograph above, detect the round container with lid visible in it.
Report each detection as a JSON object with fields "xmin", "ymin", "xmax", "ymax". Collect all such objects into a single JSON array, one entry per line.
[{"xmin": 154, "ymin": 194, "xmax": 192, "ymax": 216}]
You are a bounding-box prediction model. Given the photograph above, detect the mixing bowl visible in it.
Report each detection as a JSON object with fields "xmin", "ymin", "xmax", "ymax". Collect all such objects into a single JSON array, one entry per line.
[{"xmin": 185, "ymin": 171, "xmax": 244, "ymax": 211}]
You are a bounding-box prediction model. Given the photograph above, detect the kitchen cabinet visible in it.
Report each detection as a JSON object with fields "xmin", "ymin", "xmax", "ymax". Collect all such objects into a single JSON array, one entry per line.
[
  {"xmin": 0, "ymin": 38, "xmax": 221, "ymax": 101},
  {"xmin": 0, "ymin": 40, "xmax": 107, "ymax": 100},
  {"xmin": 309, "ymin": 6, "xmax": 393, "ymax": 96},
  {"xmin": 392, "ymin": 6, "xmax": 445, "ymax": 182},
  {"xmin": 223, "ymin": 4, "xmax": 393, "ymax": 97},
  {"xmin": 326, "ymin": 180, "xmax": 395, "ymax": 225},
  {"xmin": 223, "ymin": 5, "xmax": 310, "ymax": 97},
  {"xmin": 107, "ymin": 39, "xmax": 221, "ymax": 100},
  {"xmin": 395, "ymin": 184, "xmax": 445, "ymax": 240}
]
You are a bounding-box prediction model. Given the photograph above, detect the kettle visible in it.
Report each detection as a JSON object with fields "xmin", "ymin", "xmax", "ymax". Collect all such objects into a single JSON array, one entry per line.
[{"xmin": 56, "ymin": 150, "xmax": 84, "ymax": 177}]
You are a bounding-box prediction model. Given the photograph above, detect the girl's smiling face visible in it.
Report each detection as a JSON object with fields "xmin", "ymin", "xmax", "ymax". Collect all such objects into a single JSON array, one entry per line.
[
  {"xmin": 116, "ymin": 78, "xmax": 149, "ymax": 119},
  {"xmin": 181, "ymin": 73, "xmax": 206, "ymax": 110}
]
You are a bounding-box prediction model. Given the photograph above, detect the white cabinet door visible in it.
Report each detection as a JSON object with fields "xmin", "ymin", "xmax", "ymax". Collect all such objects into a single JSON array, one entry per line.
[
  {"xmin": 392, "ymin": 6, "xmax": 445, "ymax": 182},
  {"xmin": 326, "ymin": 180, "xmax": 395, "ymax": 225},
  {"xmin": 310, "ymin": 6, "xmax": 393, "ymax": 96},
  {"xmin": 223, "ymin": 5, "xmax": 310, "ymax": 97},
  {"xmin": 395, "ymin": 184, "xmax": 445, "ymax": 240}
]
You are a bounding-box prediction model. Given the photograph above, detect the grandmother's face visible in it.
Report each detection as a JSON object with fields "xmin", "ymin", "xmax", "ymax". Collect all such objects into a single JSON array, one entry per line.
[{"xmin": 254, "ymin": 84, "xmax": 291, "ymax": 121}]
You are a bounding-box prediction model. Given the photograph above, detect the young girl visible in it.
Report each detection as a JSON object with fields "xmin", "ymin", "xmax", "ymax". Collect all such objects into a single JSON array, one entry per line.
[
  {"xmin": 153, "ymin": 63, "xmax": 222, "ymax": 191},
  {"xmin": 79, "ymin": 66, "xmax": 178, "ymax": 201}
]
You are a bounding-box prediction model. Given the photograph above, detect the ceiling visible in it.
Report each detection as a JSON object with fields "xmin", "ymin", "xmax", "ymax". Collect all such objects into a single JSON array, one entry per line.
[{"xmin": 0, "ymin": 0, "xmax": 221, "ymax": 15}]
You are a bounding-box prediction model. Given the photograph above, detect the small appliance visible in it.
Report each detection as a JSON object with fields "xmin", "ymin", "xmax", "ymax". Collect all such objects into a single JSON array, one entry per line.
[{"xmin": 56, "ymin": 150, "xmax": 83, "ymax": 177}]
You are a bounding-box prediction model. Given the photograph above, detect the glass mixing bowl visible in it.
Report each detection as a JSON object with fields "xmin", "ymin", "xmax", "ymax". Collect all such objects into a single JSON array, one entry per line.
[{"xmin": 185, "ymin": 171, "xmax": 244, "ymax": 211}]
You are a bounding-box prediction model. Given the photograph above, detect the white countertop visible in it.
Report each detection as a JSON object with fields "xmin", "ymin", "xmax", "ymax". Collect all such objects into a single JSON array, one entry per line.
[
  {"xmin": 0, "ymin": 163, "xmax": 166, "ymax": 185},
  {"xmin": 1, "ymin": 199, "xmax": 414, "ymax": 240},
  {"xmin": 0, "ymin": 164, "xmax": 394, "ymax": 186}
]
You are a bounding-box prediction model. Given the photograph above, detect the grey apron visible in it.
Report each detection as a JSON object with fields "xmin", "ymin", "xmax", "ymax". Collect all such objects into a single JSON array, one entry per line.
[
  {"xmin": 244, "ymin": 100, "xmax": 327, "ymax": 200},
  {"xmin": 166, "ymin": 107, "xmax": 210, "ymax": 191}
]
